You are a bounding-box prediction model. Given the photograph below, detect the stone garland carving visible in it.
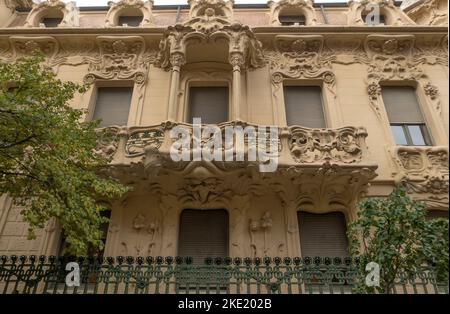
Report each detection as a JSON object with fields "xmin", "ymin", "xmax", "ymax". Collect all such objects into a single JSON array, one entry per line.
[
  {"xmin": 406, "ymin": 0, "xmax": 448, "ymax": 26},
  {"xmin": 288, "ymin": 126, "xmax": 368, "ymax": 164},
  {"xmin": 392, "ymin": 146, "xmax": 449, "ymax": 208},
  {"xmin": 347, "ymin": 0, "xmax": 414, "ymax": 26},
  {"xmin": 24, "ymin": 0, "xmax": 79, "ymax": 28},
  {"xmin": 105, "ymin": 0, "xmax": 154, "ymax": 27},
  {"xmin": 268, "ymin": 0, "xmax": 318, "ymax": 26},
  {"xmin": 362, "ymin": 35, "xmax": 442, "ymax": 119}
]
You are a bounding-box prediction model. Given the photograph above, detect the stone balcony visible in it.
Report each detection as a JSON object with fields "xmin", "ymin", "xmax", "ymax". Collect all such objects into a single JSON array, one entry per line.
[{"xmin": 95, "ymin": 121, "xmax": 378, "ymax": 213}]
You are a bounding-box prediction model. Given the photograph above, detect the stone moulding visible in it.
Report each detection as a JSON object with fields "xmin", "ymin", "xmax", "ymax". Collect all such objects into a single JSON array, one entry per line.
[
  {"xmin": 105, "ymin": 0, "xmax": 154, "ymax": 28},
  {"xmin": 23, "ymin": 0, "xmax": 80, "ymax": 28},
  {"xmin": 268, "ymin": 0, "xmax": 318, "ymax": 26}
]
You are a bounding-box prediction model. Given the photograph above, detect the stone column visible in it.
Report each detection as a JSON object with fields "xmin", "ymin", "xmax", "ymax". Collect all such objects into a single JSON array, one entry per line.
[
  {"xmin": 229, "ymin": 53, "xmax": 245, "ymax": 121},
  {"xmin": 167, "ymin": 53, "xmax": 185, "ymax": 121}
]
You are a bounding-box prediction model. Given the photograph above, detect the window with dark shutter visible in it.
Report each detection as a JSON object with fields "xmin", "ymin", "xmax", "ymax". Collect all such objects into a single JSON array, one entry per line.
[
  {"xmin": 178, "ymin": 209, "xmax": 229, "ymax": 265},
  {"xmin": 42, "ymin": 17, "xmax": 63, "ymax": 27},
  {"xmin": 93, "ymin": 87, "xmax": 133, "ymax": 127},
  {"xmin": 283, "ymin": 86, "xmax": 325, "ymax": 128},
  {"xmin": 297, "ymin": 211, "xmax": 349, "ymax": 258},
  {"xmin": 426, "ymin": 210, "xmax": 449, "ymax": 220},
  {"xmin": 118, "ymin": 15, "xmax": 143, "ymax": 27},
  {"xmin": 188, "ymin": 87, "xmax": 229, "ymax": 124},
  {"xmin": 381, "ymin": 86, "xmax": 432, "ymax": 146},
  {"xmin": 279, "ymin": 15, "xmax": 306, "ymax": 26}
]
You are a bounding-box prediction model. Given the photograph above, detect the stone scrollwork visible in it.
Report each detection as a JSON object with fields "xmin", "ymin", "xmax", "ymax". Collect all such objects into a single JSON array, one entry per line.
[
  {"xmin": 84, "ymin": 36, "xmax": 147, "ymax": 84},
  {"xmin": 405, "ymin": 0, "xmax": 448, "ymax": 26},
  {"xmin": 363, "ymin": 35, "xmax": 442, "ymax": 120},
  {"xmin": 392, "ymin": 146, "xmax": 449, "ymax": 208},
  {"xmin": 266, "ymin": 35, "xmax": 335, "ymax": 85},
  {"xmin": 268, "ymin": 0, "xmax": 318, "ymax": 26},
  {"xmin": 105, "ymin": 0, "xmax": 154, "ymax": 27},
  {"xmin": 9, "ymin": 36, "xmax": 59, "ymax": 61},
  {"xmin": 289, "ymin": 126, "xmax": 368, "ymax": 164},
  {"xmin": 24, "ymin": 0, "xmax": 80, "ymax": 28},
  {"xmin": 347, "ymin": 0, "xmax": 414, "ymax": 26},
  {"xmin": 186, "ymin": 0, "xmax": 234, "ymax": 31}
]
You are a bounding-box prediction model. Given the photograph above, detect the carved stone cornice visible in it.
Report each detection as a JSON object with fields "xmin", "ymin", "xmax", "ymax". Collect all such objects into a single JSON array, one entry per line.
[
  {"xmin": 392, "ymin": 146, "xmax": 449, "ymax": 208},
  {"xmin": 24, "ymin": 0, "xmax": 79, "ymax": 28},
  {"xmin": 268, "ymin": 0, "xmax": 317, "ymax": 26},
  {"xmin": 105, "ymin": 0, "xmax": 154, "ymax": 27}
]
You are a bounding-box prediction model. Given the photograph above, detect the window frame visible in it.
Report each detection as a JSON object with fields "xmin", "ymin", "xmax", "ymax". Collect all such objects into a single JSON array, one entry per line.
[
  {"xmin": 281, "ymin": 81, "xmax": 330, "ymax": 128},
  {"xmin": 390, "ymin": 123, "xmax": 433, "ymax": 146}
]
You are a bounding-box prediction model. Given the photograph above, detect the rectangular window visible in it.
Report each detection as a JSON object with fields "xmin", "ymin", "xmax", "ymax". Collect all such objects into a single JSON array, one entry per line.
[
  {"xmin": 381, "ymin": 86, "xmax": 432, "ymax": 146},
  {"xmin": 188, "ymin": 86, "xmax": 229, "ymax": 124},
  {"xmin": 178, "ymin": 209, "xmax": 228, "ymax": 265},
  {"xmin": 93, "ymin": 87, "xmax": 133, "ymax": 127},
  {"xmin": 118, "ymin": 16, "xmax": 143, "ymax": 27},
  {"xmin": 283, "ymin": 86, "xmax": 325, "ymax": 128},
  {"xmin": 42, "ymin": 18, "xmax": 63, "ymax": 27},
  {"xmin": 279, "ymin": 15, "xmax": 306, "ymax": 26},
  {"xmin": 297, "ymin": 212, "xmax": 349, "ymax": 258}
]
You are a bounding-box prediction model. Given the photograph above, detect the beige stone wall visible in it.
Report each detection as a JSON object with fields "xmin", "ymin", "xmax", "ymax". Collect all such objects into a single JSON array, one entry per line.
[{"xmin": 0, "ymin": 0, "xmax": 448, "ymax": 258}]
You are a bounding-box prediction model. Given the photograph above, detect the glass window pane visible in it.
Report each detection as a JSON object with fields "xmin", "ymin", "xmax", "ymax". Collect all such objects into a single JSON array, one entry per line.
[
  {"xmin": 391, "ymin": 125, "xmax": 408, "ymax": 145},
  {"xmin": 408, "ymin": 125, "xmax": 426, "ymax": 145}
]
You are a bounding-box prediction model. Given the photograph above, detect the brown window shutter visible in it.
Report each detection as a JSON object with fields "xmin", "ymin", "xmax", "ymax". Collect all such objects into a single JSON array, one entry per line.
[
  {"xmin": 188, "ymin": 87, "xmax": 229, "ymax": 124},
  {"xmin": 93, "ymin": 87, "xmax": 133, "ymax": 127},
  {"xmin": 283, "ymin": 86, "xmax": 325, "ymax": 128},
  {"xmin": 426, "ymin": 210, "xmax": 449, "ymax": 220},
  {"xmin": 381, "ymin": 86, "xmax": 425, "ymax": 124},
  {"xmin": 297, "ymin": 211, "xmax": 349, "ymax": 258},
  {"xmin": 178, "ymin": 209, "xmax": 229, "ymax": 265}
]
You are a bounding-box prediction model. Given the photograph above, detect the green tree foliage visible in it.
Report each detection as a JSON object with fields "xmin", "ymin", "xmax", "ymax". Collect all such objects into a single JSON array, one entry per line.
[
  {"xmin": 0, "ymin": 55, "xmax": 129, "ymax": 256},
  {"xmin": 348, "ymin": 187, "xmax": 449, "ymax": 293}
]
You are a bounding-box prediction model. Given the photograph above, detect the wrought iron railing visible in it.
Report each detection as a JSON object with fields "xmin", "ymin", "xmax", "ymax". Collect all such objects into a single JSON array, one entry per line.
[{"xmin": 0, "ymin": 255, "xmax": 447, "ymax": 294}]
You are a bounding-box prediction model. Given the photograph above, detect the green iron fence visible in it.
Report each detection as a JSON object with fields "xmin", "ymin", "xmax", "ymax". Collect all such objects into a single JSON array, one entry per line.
[{"xmin": 0, "ymin": 255, "xmax": 448, "ymax": 294}]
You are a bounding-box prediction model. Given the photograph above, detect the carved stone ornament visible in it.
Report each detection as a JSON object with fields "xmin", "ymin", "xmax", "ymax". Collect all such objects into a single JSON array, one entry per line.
[
  {"xmin": 392, "ymin": 146, "xmax": 449, "ymax": 208},
  {"xmin": 362, "ymin": 35, "xmax": 442, "ymax": 119},
  {"xmin": 105, "ymin": 0, "xmax": 154, "ymax": 27},
  {"xmin": 347, "ymin": 0, "xmax": 414, "ymax": 26},
  {"xmin": 24, "ymin": 0, "xmax": 79, "ymax": 28},
  {"xmin": 155, "ymin": 1, "xmax": 264, "ymax": 72},
  {"xmin": 83, "ymin": 36, "xmax": 148, "ymax": 84},
  {"xmin": 9, "ymin": 36, "xmax": 59, "ymax": 60},
  {"xmin": 187, "ymin": 0, "xmax": 234, "ymax": 31},
  {"xmin": 265, "ymin": 35, "xmax": 335, "ymax": 84},
  {"xmin": 406, "ymin": 0, "xmax": 448, "ymax": 26},
  {"xmin": 268, "ymin": 0, "xmax": 318, "ymax": 26}
]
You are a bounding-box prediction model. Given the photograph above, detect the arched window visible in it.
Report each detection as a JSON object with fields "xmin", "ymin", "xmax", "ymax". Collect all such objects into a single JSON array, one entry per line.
[
  {"xmin": 279, "ymin": 13, "xmax": 306, "ymax": 26},
  {"xmin": 40, "ymin": 10, "xmax": 64, "ymax": 28}
]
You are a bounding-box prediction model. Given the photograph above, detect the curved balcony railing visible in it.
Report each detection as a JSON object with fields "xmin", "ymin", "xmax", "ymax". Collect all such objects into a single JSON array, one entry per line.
[{"xmin": 0, "ymin": 255, "xmax": 447, "ymax": 294}]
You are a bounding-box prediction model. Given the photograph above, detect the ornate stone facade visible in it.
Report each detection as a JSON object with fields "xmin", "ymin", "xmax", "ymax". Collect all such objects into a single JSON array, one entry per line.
[{"xmin": 0, "ymin": 0, "xmax": 447, "ymax": 260}]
